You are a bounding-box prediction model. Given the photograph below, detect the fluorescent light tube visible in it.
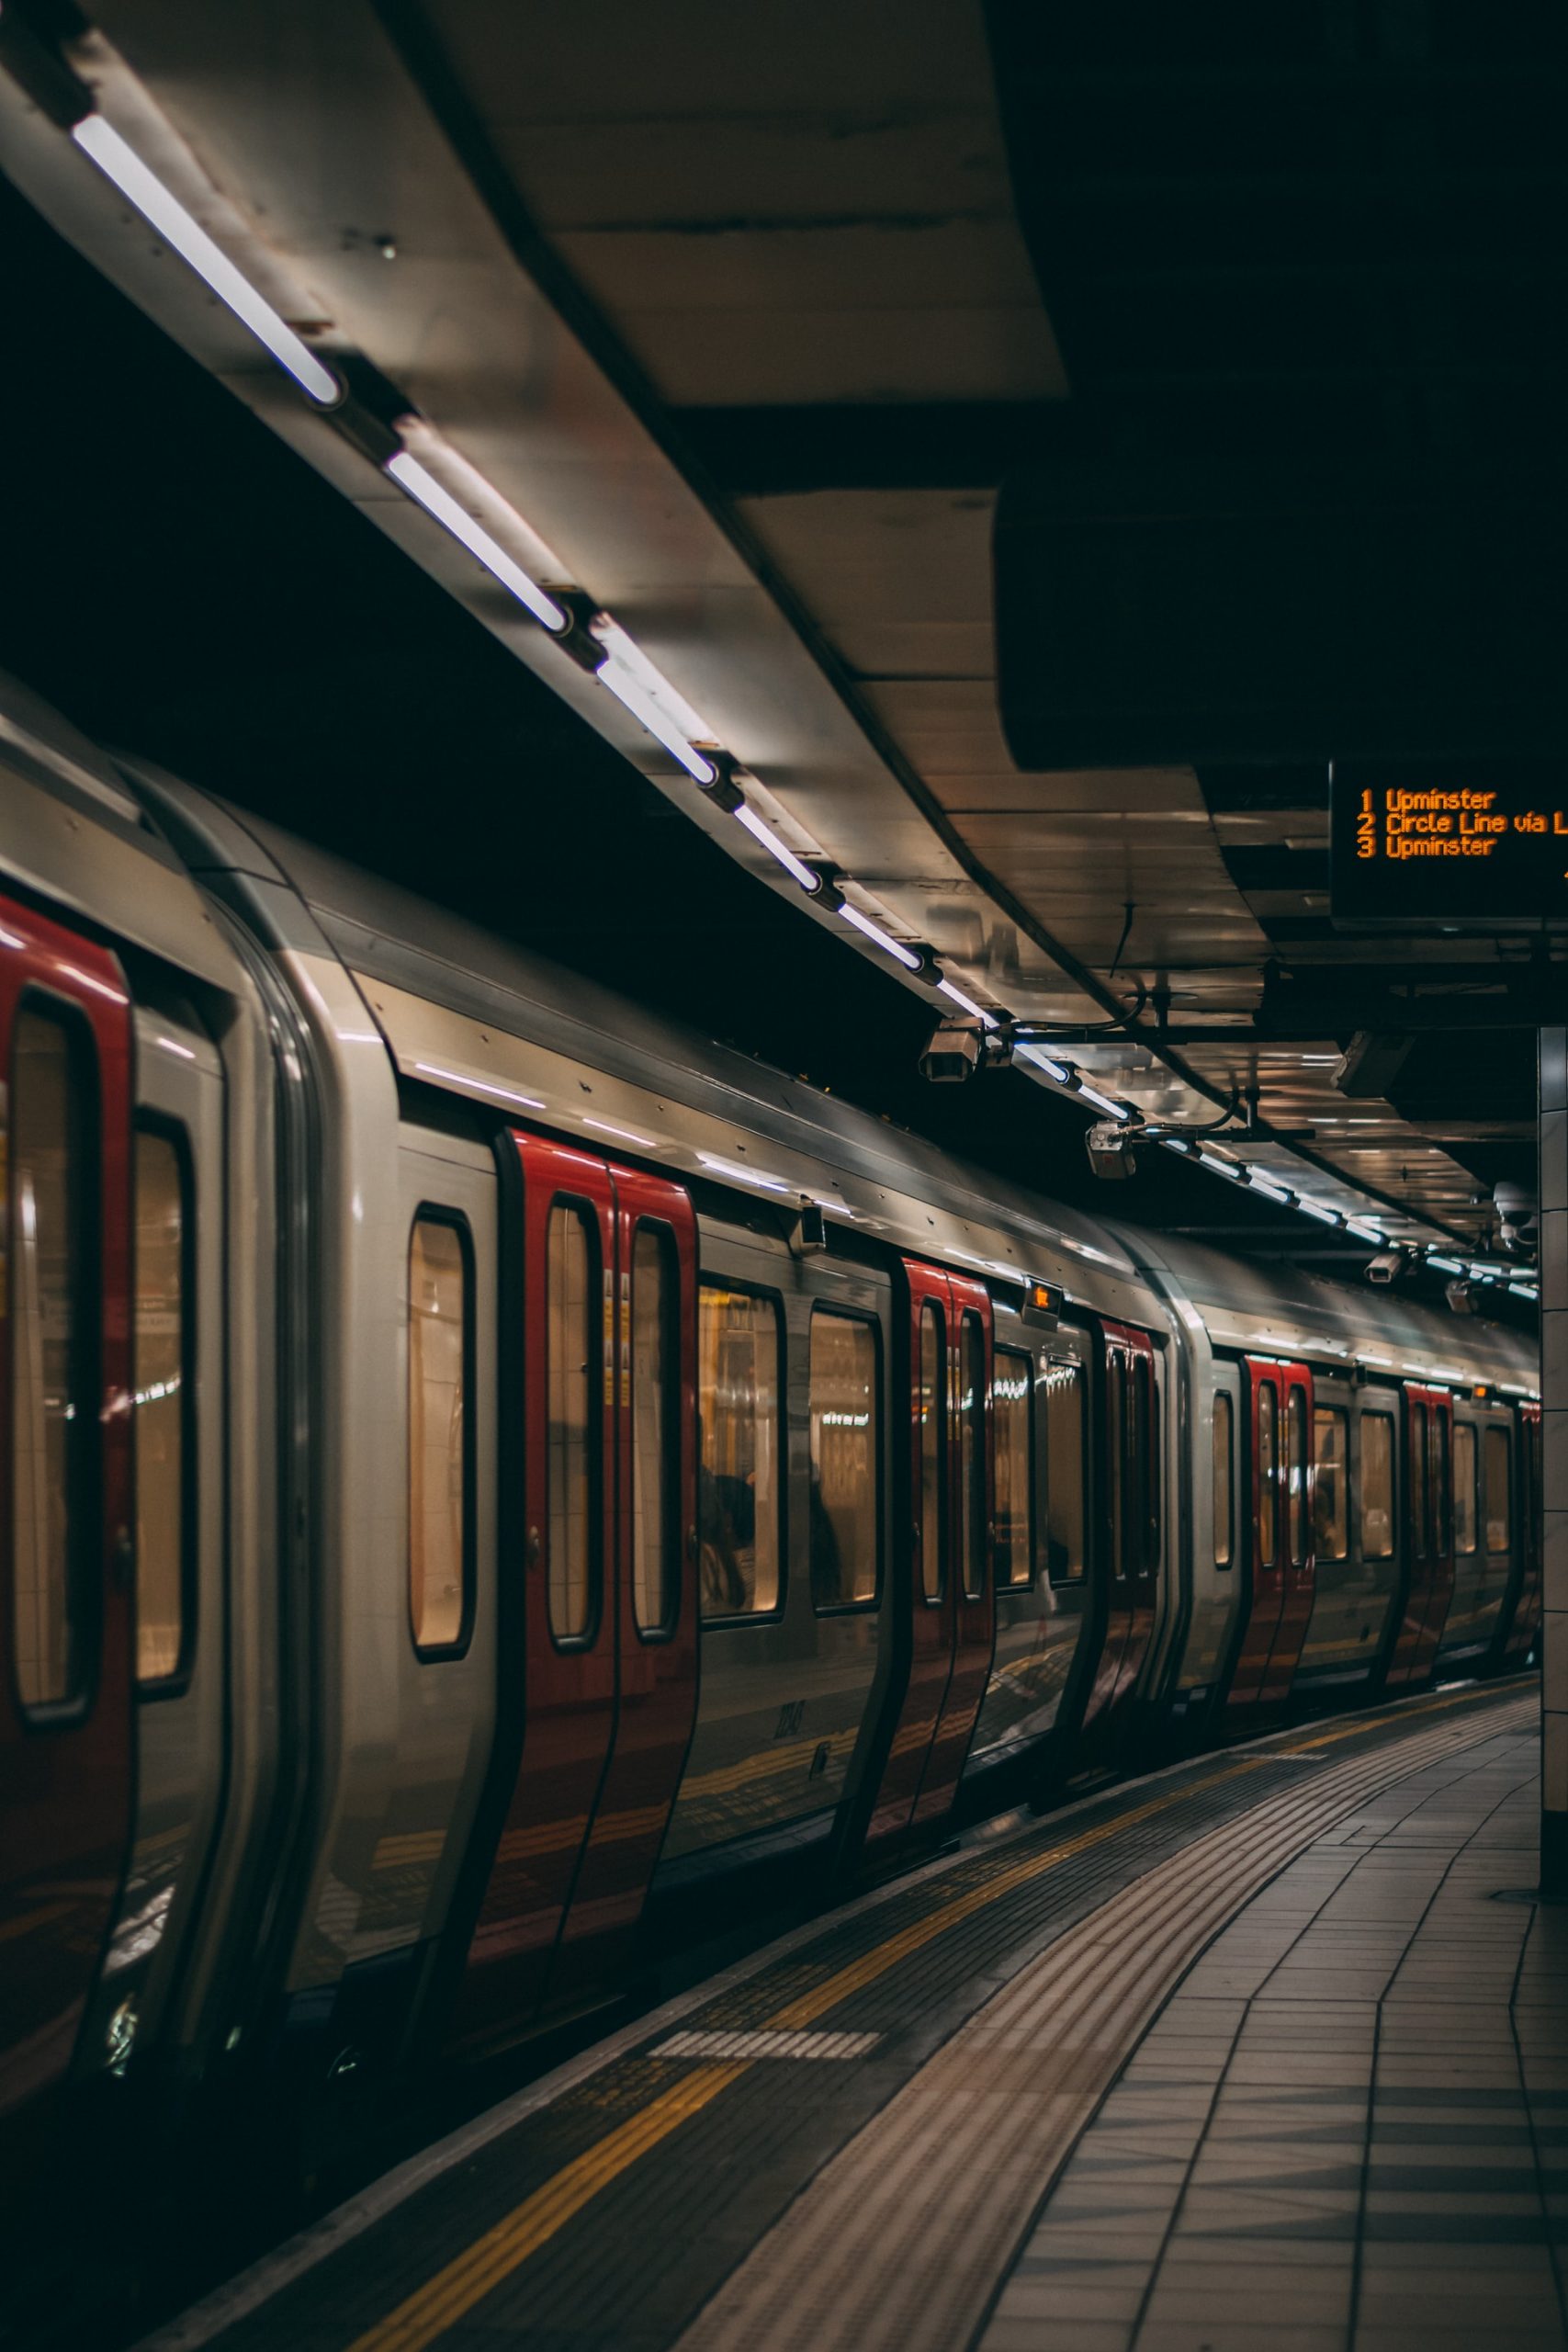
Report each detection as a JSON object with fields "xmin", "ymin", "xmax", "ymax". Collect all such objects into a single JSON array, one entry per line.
[
  {"xmin": 1248, "ymin": 1174, "xmax": 1293, "ymax": 1204},
  {"xmin": 838, "ymin": 902, "xmax": 921, "ymax": 971},
  {"xmin": 1015, "ymin": 1044, "xmax": 1073, "ymax": 1083},
  {"xmin": 385, "ymin": 452, "xmax": 567, "ymax": 632},
  {"xmin": 72, "ymin": 115, "xmax": 340, "ymax": 406},
  {"xmin": 1198, "ymin": 1151, "xmax": 1242, "ymax": 1180},
  {"xmin": 1426, "ymin": 1255, "xmax": 1465, "ymax": 1274},
  {"xmin": 1510, "ymin": 1283, "xmax": 1540, "ymax": 1301},
  {"xmin": 1295, "ymin": 1197, "xmax": 1342, "ymax": 1224},
  {"xmin": 732, "ymin": 802, "xmax": 822, "ymax": 892},
  {"xmin": 587, "ymin": 619, "xmax": 717, "ymax": 784},
  {"xmin": 1346, "ymin": 1218, "xmax": 1387, "ymax": 1243},
  {"xmin": 1077, "ymin": 1082, "xmax": 1131, "ymax": 1120},
  {"xmin": 937, "ymin": 978, "xmax": 998, "ymax": 1027}
]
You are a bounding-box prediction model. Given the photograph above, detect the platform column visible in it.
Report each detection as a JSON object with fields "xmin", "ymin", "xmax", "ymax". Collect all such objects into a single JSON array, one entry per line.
[{"xmin": 1540, "ymin": 1026, "xmax": 1568, "ymax": 1894}]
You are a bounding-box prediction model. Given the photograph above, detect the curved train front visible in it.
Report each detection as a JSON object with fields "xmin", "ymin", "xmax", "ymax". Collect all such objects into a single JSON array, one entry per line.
[{"xmin": 0, "ymin": 686, "xmax": 1540, "ymax": 2268}]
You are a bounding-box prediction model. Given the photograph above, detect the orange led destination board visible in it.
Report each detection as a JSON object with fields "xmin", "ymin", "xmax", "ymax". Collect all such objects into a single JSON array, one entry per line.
[{"xmin": 1331, "ymin": 763, "xmax": 1568, "ymax": 927}]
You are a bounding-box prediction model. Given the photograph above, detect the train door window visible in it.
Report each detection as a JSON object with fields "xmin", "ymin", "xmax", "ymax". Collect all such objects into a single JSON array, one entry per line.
[
  {"xmin": 10, "ymin": 1005, "xmax": 96, "ymax": 1713},
  {"xmin": 1430, "ymin": 1413, "xmax": 1451, "ymax": 1555},
  {"xmin": 958, "ymin": 1312, "xmax": 987, "ymax": 1600},
  {"xmin": 409, "ymin": 1213, "xmax": 473, "ymax": 1656},
  {"xmin": 1453, "ymin": 1423, "xmax": 1478, "ymax": 1555},
  {"xmin": 995, "ymin": 1349, "xmax": 1033, "ymax": 1589},
  {"xmin": 1362, "ymin": 1411, "xmax": 1395, "ymax": 1557},
  {"xmin": 1313, "ymin": 1408, "xmax": 1348, "ymax": 1562},
  {"xmin": 1485, "ymin": 1427, "xmax": 1512, "ymax": 1552},
  {"xmin": 808, "ymin": 1309, "xmax": 880, "ymax": 1610},
  {"xmin": 629, "ymin": 1225, "xmax": 678, "ymax": 1637},
  {"xmin": 1257, "ymin": 1380, "xmax": 1279, "ymax": 1566},
  {"xmin": 546, "ymin": 1204, "xmax": 598, "ymax": 1643},
  {"xmin": 135, "ymin": 1125, "xmax": 192, "ymax": 1685},
  {"xmin": 918, "ymin": 1300, "xmax": 946, "ymax": 1602},
  {"xmin": 698, "ymin": 1284, "xmax": 782, "ymax": 1618},
  {"xmin": 1134, "ymin": 1355, "xmax": 1160, "ymax": 1571},
  {"xmin": 1213, "ymin": 1391, "xmax": 1234, "ymax": 1566},
  {"xmin": 1107, "ymin": 1355, "xmax": 1127, "ymax": 1577},
  {"xmin": 1286, "ymin": 1388, "xmax": 1309, "ymax": 1566},
  {"xmin": 1409, "ymin": 1408, "xmax": 1427, "ymax": 1557},
  {"xmin": 1045, "ymin": 1360, "xmax": 1086, "ymax": 1582}
]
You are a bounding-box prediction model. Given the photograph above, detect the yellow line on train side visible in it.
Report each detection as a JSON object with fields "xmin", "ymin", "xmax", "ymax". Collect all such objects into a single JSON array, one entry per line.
[
  {"xmin": 344, "ymin": 2062, "xmax": 748, "ymax": 2352},
  {"xmin": 340, "ymin": 1682, "xmax": 1516, "ymax": 2352}
]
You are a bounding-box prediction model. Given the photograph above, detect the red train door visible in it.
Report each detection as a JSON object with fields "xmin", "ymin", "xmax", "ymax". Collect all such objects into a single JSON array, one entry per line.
[
  {"xmin": 545, "ymin": 1166, "xmax": 699, "ymax": 2001},
  {"xmin": 862, "ymin": 1260, "xmax": 996, "ymax": 1857},
  {"xmin": 1227, "ymin": 1358, "xmax": 1314, "ymax": 1713},
  {"xmin": 0, "ymin": 897, "xmax": 134, "ymax": 2132},
  {"xmin": 453, "ymin": 1137, "xmax": 698, "ymax": 2048},
  {"xmin": 1386, "ymin": 1385, "xmax": 1455, "ymax": 1690},
  {"xmin": 912, "ymin": 1272, "xmax": 995, "ymax": 1827},
  {"xmin": 1078, "ymin": 1322, "xmax": 1160, "ymax": 1757}
]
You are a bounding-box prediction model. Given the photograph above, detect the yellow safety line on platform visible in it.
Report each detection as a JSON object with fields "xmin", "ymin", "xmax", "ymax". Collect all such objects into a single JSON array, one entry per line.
[
  {"xmin": 344, "ymin": 2062, "xmax": 747, "ymax": 2352},
  {"xmin": 340, "ymin": 1682, "xmax": 1510, "ymax": 2352}
]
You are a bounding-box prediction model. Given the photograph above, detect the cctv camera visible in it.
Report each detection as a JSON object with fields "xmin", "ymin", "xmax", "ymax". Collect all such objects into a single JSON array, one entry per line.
[
  {"xmin": 1085, "ymin": 1122, "xmax": 1138, "ymax": 1180},
  {"xmin": 1366, "ymin": 1250, "xmax": 1404, "ymax": 1285},
  {"xmin": 919, "ymin": 1019, "xmax": 983, "ymax": 1084}
]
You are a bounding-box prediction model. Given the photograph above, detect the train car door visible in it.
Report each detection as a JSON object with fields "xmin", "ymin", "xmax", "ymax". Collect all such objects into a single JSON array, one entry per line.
[
  {"xmin": 861, "ymin": 1260, "xmax": 996, "ymax": 1857},
  {"xmin": 544, "ymin": 1166, "xmax": 698, "ymax": 2000},
  {"xmin": 453, "ymin": 1137, "xmax": 697, "ymax": 2047},
  {"xmin": 1385, "ymin": 1385, "xmax": 1454, "ymax": 1690},
  {"xmin": 1077, "ymin": 1322, "xmax": 1160, "ymax": 1758},
  {"xmin": 0, "ymin": 897, "xmax": 134, "ymax": 2134},
  {"xmin": 1226, "ymin": 1357, "xmax": 1314, "ymax": 1713},
  {"xmin": 1500, "ymin": 1404, "xmax": 1543, "ymax": 1666},
  {"xmin": 912, "ymin": 1272, "xmax": 995, "ymax": 1826}
]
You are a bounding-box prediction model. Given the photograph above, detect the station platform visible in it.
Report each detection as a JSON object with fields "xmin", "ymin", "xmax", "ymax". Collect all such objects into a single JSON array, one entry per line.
[{"xmin": 145, "ymin": 1681, "xmax": 1560, "ymax": 2352}]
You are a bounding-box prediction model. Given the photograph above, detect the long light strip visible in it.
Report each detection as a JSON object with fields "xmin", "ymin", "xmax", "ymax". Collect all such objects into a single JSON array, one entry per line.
[
  {"xmin": 938, "ymin": 978, "xmax": 1000, "ymax": 1028},
  {"xmin": 1510, "ymin": 1283, "xmax": 1540, "ymax": 1301},
  {"xmin": 1198, "ymin": 1149, "xmax": 1243, "ymax": 1181},
  {"xmin": 71, "ymin": 115, "xmax": 339, "ymax": 405},
  {"xmin": 384, "ymin": 452, "xmax": 567, "ymax": 632},
  {"xmin": 1427, "ymin": 1254, "xmax": 1465, "ymax": 1274},
  {"xmin": 1248, "ymin": 1173, "xmax": 1293, "ymax": 1204},
  {"xmin": 1346, "ymin": 1217, "xmax": 1388, "ymax": 1243},
  {"xmin": 838, "ymin": 901, "xmax": 922, "ymax": 971},
  {"xmin": 1295, "ymin": 1197, "xmax": 1343, "ymax": 1225},
  {"xmin": 1077, "ymin": 1080, "xmax": 1133, "ymax": 1120},
  {"xmin": 1015, "ymin": 1043, "xmax": 1074, "ymax": 1084},
  {"xmin": 731, "ymin": 801, "xmax": 823, "ymax": 891},
  {"xmin": 588, "ymin": 619, "xmax": 717, "ymax": 785}
]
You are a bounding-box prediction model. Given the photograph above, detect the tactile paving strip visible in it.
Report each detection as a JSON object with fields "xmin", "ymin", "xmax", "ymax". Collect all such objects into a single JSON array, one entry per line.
[{"xmin": 147, "ymin": 1682, "xmax": 1531, "ymax": 2352}]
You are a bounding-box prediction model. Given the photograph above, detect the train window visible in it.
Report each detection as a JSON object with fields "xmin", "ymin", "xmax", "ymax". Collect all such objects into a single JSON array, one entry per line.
[
  {"xmin": 10, "ymin": 1005, "xmax": 96, "ymax": 1713},
  {"xmin": 1257, "ymin": 1381, "xmax": 1278, "ymax": 1566},
  {"xmin": 547, "ymin": 1203, "xmax": 598, "ymax": 1644},
  {"xmin": 1107, "ymin": 1356, "xmax": 1126, "ymax": 1578},
  {"xmin": 1409, "ymin": 1407, "xmax": 1427, "ymax": 1557},
  {"xmin": 1453, "ymin": 1422, "xmax": 1478, "ymax": 1555},
  {"xmin": 995, "ymin": 1348, "xmax": 1033, "ymax": 1589},
  {"xmin": 1286, "ymin": 1389, "xmax": 1309, "ymax": 1567},
  {"xmin": 1431, "ymin": 1413, "xmax": 1451, "ymax": 1555},
  {"xmin": 1485, "ymin": 1426, "xmax": 1512, "ymax": 1552},
  {"xmin": 1045, "ymin": 1359, "xmax": 1086, "ymax": 1581},
  {"xmin": 1361, "ymin": 1411, "xmax": 1395, "ymax": 1558},
  {"xmin": 630, "ymin": 1224, "xmax": 677, "ymax": 1637},
  {"xmin": 1313, "ymin": 1408, "xmax": 1348, "ymax": 1562},
  {"xmin": 1213, "ymin": 1392, "xmax": 1234, "ymax": 1566},
  {"xmin": 698, "ymin": 1284, "xmax": 781, "ymax": 1618},
  {"xmin": 918, "ymin": 1300, "xmax": 945, "ymax": 1602},
  {"xmin": 808, "ymin": 1309, "xmax": 879, "ymax": 1611},
  {"xmin": 135, "ymin": 1126, "xmax": 192, "ymax": 1685},
  {"xmin": 409, "ymin": 1213, "xmax": 473, "ymax": 1656},
  {"xmin": 958, "ymin": 1313, "xmax": 987, "ymax": 1600}
]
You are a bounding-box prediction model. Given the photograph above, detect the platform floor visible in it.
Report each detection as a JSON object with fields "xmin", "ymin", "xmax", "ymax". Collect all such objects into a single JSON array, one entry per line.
[{"xmin": 148, "ymin": 1681, "xmax": 1561, "ymax": 2352}]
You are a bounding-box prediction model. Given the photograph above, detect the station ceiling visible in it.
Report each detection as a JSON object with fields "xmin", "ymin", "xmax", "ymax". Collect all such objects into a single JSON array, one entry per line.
[{"xmin": 0, "ymin": 0, "xmax": 1555, "ymax": 1279}]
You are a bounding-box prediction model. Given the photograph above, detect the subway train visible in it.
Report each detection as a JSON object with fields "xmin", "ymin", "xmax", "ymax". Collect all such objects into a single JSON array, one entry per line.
[{"xmin": 0, "ymin": 679, "xmax": 1540, "ymax": 2197}]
